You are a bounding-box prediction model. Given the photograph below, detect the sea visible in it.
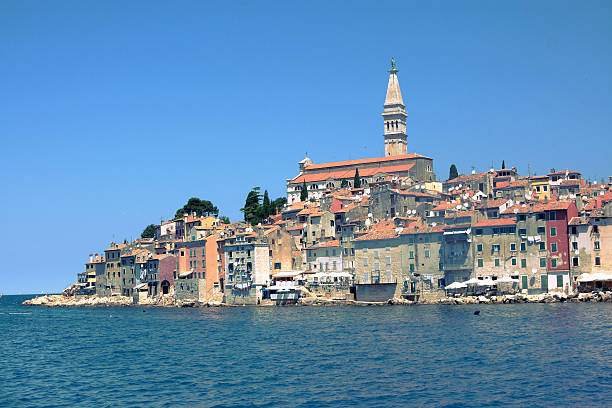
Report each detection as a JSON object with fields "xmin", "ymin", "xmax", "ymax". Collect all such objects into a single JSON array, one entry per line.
[{"xmin": 0, "ymin": 295, "xmax": 610, "ymax": 408}]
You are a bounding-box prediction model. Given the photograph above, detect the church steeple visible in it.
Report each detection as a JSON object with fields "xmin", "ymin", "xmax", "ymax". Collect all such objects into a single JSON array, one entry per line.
[{"xmin": 382, "ymin": 58, "xmax": 408, "ymax": 156}]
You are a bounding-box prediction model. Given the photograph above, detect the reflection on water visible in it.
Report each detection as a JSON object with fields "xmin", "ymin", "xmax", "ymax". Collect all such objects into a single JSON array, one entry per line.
[{"xmin": 1, "ymin": 295, "xmax": 611, "ymax": 407}]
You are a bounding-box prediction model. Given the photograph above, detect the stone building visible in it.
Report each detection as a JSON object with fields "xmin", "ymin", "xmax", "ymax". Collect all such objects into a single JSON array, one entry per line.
[
  {"xmin": 305, "ymin": 240, "xmax": 343, "ymax": 273},
  {"xmin": 369, "ymin": 187, "xmax": 438, "ymax": 221},
  {"xmin": 441, "ymin": 225, "xmax": 473, "ymax": 285},
  {"xmin": 223, "ymin": 231, "xmax": 270, "ymax": 305},
  {"xmin": 472, "ymin": 218, "xmax": 519, "ymax": 280},
  {"xmin": 286, "ymin": 62, "xmax": 435, "ymax": 204},
  {"xmin": 103, "ymin": 243, "xmax": 126, "ymax": 296}
]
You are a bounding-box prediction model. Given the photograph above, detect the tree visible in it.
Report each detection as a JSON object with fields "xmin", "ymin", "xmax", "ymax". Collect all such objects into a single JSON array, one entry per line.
[
  {"xmin": 502, "ymin": 160, "xmax": 506, "ymax": 169},
  {"xmin": 141, "ymin": 224, "xmax": 156, "ymax": 239},
  {"xmin": 175, "ymin": 197, "xmax": 218, "ymax": 219},
  {"xmin": 353, "ymin": 168, "xmax": 361, "ymax": 188},
  {"xmin": 449, "ymin": 164, "xmax": 459, "ymax": 180},
  {"xmin": 271, "ymin": 197, "xmax": 287, "ymax": 214},
  {"xmin": 241, "ymin": 187, "xmax": 263, "ymax": 225},
  {"xmin": 262, "ymin": 189, "xmax": 271, "ymax": 218},
  {"xmin": 340, "ymin": 179, "xmax": 348, "ymax": 188},
  {"xmin": 300, "ymin": 180, "xmax": 308, "ymax": 202},
  {"xmin": 219, "ymin": 216, "xmax": 230, "ymax": 224}
]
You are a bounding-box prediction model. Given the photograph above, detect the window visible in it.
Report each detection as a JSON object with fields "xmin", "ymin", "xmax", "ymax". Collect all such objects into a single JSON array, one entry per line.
[
  {"xmin": 409, "ymin": 263, "xmax": 415, "ymax": 272},
  {"xmin": 494, "ymin": 258, "xmax": 500, "ymax": 267},
  {"xmin": 475, "ymin": 229, "xmax": 483, "ymax": 236},
  {"xmin": 374, "ymin": 262, "xmax": 380, "ymax": 271},
  {"xmin": 363, "ymin": 258, "xmax": 368, "ymax": 266},
  {"xmin": 477, "ymin": 244, "xmax": 483, "ymax": 252},
  {"xmin": 594, "ymin": 241, "xmax": 600, "ymax": 250},
  {"xmin": 551, "ymin": 258, "xmax": 557, "ymax": 268},
  {"xmin": 572, "ymin": 242, "xmax": 578, "ymax": 250},
  {"xmin": 386, "ymin": 257, "xmax": 391, "ymax": 266},
  {"xmin": 477, "ymin": 258, "xmax": 483, "ymax": 267},
  {"xmin": 385, "ymin": 247, "xmax": 390, "ymax": 252},
  {"xmin": 519, "ymin": 228, "xmax": 527, "ymax": 236},
  {"xmin": 511, "ymin": 257, "xmax": 517, "ymax": 266},
  {"xmin": 571, "ymin": 227, "xmax": 577, "ymax": 235},
  {"xmin": 521, "ymin": 258, "xmax": 527, "ymax": 268},
  {"xmin": 374, "ymin": 250, "xmax": 379, "ymax": 259},
  {"xmin": 510, "ymin": 243, "xmax": 516, "ymax": 251},
  {"xmin": 539, "ymin": 242, "xmax": 546, "ymax": 251},
  {"xmin": 549, "ymin": 211, "xmax": 556, "ymax": 221},
  {"xmin": 520, "ymin": 242, "xmax": 526, "ymax": 252},
  {"xmin": 518, "ymin": 214, "xmax": 526, "ymax": 221},
  {"xmin": 424, "ymin": 250, "xmax": 430, "ymax": 258},
  {"xmin": 595, "ymin": 257, "xmax": 601, "ymax": 266},
  {"xmin": 536, "ymin": 213, "xmax": 545, "ymax": 221},
  {"xmin": 492, "ymin": 244, "xmax": 501, "ymax": 252},
  {"xmin": 493, "ymin": 228, "xmax": 500, "ymax": 235},
  {"xmin": 572, "ymin": 257, "xmax": 579, "ymax": 267},
  {"xmin": 537, "ymin": 226, "xmax": 545, "ymax": 234},
  {"xmin": 409, "ymin": 250, "xmax": 414, "ymax": 259},
  {"xmin": 550, "ymin": 227, "xmax": 557, "ymax": 237},
  {"xmin": 540, "ymin": 258, "xmax": 546, "ymax": 268}
]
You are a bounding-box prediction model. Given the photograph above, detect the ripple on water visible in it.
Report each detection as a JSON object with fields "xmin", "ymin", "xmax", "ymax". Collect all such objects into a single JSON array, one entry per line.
[{"xmin": 1, "ymin": 298, "xmax": 611, "ymax": 407}]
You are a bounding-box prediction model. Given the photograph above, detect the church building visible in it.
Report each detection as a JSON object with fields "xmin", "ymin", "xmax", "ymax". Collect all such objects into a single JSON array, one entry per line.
[{"xmin": 286, "ymin": 60, "xmax": 436, "ymax": 204}]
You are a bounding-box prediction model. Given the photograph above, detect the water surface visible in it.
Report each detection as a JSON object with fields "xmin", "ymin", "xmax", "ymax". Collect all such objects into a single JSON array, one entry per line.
[{"xmin": 1, "ymin": 295, "xmax": 610, "ymax": 407}]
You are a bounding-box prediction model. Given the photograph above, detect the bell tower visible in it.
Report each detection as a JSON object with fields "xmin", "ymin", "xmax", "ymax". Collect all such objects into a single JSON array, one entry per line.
[{"xmin": 382, "ymin": 58, "xmax": 408, "ymax": 156}]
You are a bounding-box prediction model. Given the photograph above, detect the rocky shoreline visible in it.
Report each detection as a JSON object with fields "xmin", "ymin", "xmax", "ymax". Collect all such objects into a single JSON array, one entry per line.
[{"xmin": 21, "ymin": 291, "xmax": 612, "ymax": 308}]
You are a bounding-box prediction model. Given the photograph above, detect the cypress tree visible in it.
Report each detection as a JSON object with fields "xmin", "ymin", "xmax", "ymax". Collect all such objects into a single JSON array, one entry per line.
[
  {"xmin": 353, "ymin": 169, "xmax": 361, "ymax": 188},
  {"xmin": 300, "ymin": 181, "xmax": 308, "ymax": 202},
  {"xmin": 262, "ymin": 189, "xmax": 271, "ymax": 218},
  {"xmin": 502, "ymin": 160, "xmax": 506, "ymax": 169},
  {"xmin": 449, "ymin": 164, "xmax": 459, "ymax": 180}
]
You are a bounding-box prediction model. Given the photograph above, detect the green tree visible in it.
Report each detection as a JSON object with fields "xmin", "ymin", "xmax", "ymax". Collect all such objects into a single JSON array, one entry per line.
[
  {"xmin": 262, "ymin": 189, "xmax": 271, "ymax": 218},
  {"xmin": 174, "ymin": 197, "xmax": 219, "ymax": 219},
  {"xmin": 353, "ymin": 168, "xmax": 361, "ymax": 188},
  {"xmin": 241, "ymin": 187, "xmax": 263, "ymax": 225},
  {"xmin": 219, "ymin": 215, "xmax": 230, "ymax": 224},
  {"xmin": 141, "ymin": 224, "xmax": 156, "ymax": 238},
  {"xmin": 340, "ymin": 179, "xmax": 348, "ymax": 188},
  {"xmin": 300, "ymin": 180, "xmax": 308, "ymax": 201},
  {"xmin": 502, "ymin": 160, "xmax": 506, "ymax": 169},
  {"xmin": 271, "ymin": 197, "xmax": 287, "ymax": 215},
  {"xmin": 449, "ymin": 164, "xmax": 459, "ymax": 180}
]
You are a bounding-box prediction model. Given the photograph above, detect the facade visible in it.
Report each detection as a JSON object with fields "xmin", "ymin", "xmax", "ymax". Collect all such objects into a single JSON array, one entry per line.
[{"xmin": 382, "ymin": 60, "xmax": 408, "ymax": 157}]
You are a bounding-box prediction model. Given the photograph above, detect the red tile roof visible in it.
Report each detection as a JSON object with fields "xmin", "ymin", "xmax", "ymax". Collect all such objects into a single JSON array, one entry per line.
[
  {"xmin": 304, "ymin": 153, "xmax": 431, "ymax": 171},
  {"xmin": 290, "ymin": 163, "xmax": 415, "ymax": 184},
  {"xmin": 472, "ymin": 218, "xmax": 517, "ymax": 227},
  {"xmin": 353, "ymin": 220, "xmax": 399, "ymax": 241}
]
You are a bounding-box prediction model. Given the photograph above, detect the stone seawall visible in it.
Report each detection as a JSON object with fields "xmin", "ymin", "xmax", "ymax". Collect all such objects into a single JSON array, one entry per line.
[{"xmin": 22, "ymin": 291, "xmax": 612, "ymax": 308}]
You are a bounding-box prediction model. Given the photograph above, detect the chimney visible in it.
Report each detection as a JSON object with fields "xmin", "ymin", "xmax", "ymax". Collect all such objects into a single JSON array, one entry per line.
[{"xmin": 89, "ymin": 254, "xmax": 93, "ymax": 262}]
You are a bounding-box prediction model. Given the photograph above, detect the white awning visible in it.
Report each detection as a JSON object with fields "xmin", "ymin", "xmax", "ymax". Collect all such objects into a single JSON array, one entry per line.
[
  {"xmin": 133, "ymin": 283, "xmax": 148, "ymax": 290},
  {"xmin": 577, "ymin": 272, "xmax": 612, "ymax": 283},
  {"xmin": 179, "ymin": 271, "xmax": 193, "ymax": 278},
  {"xmin": 445, "ymin": 281, "xmax": 467, "ymax": 289},
  {"xmin": 443, "ymin": 229, "xmax": 470, "ymax": 235},
  {"xmin": 272, "ymin": 271, "xmax": 304, "ymax": 278}
]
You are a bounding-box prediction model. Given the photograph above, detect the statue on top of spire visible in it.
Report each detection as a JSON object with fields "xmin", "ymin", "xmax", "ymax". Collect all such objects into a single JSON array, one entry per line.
[{"xmin": 391, "ymin": 58, "xmax": 396, "ymax": 70}]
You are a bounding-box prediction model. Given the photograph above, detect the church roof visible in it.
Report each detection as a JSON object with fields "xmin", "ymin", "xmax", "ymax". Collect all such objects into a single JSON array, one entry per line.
[
  {"xmin": 290, "ymin": 163, "xmax": 415, "ymax": 184},
  {"xmin": 303, "ymin": 153, "xmax": 431, "ymax": 171}
]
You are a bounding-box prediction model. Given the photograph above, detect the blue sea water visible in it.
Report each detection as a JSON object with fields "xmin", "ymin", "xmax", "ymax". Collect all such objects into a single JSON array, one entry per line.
[{"xmin": 1, "ymin": 295, "xmax": 611, "ymax": 408}]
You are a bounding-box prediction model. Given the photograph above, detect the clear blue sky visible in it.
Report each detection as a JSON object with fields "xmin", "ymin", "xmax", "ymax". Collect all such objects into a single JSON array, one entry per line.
[{"xmin": 1, "ymin": 1, "xmax": 610, "ymax": 294}]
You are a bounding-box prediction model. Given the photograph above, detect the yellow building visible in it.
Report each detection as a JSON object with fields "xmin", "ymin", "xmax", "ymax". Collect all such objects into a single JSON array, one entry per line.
[{"xmin": 530, "ymin": 176, "xmax": 550, "ymax": 200}]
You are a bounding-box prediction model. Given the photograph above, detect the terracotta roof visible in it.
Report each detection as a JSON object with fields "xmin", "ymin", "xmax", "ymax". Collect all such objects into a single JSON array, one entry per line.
[
  {"xmin": 568, "ymin": 217, "xmax": 589, "ymax": 226},
  {"xmin": 478, "ymin": 199, "xmax": 508, "ymax": 209},
  {"xmin": 495, "ymin": 181, "xmax": 509, "ymax": 189},
  {"xmin": 353, "ymin": 220, "xmax": 399, "ymax": 241},
  {"xmin": 445, "ymin": 210, "xmax": 476, "ymax": 219},
  {"xmin": 548, "ymin": 170, "xmax": 581, "ymax": 176},
  {"xmin": 501, "ymin": 201, "xmax": 573, "ymax": 215},
  {"xmin": 432, "ymin": 201, "xmax": 457, "ymax": 211},
  {"xmin": 304, "ymin": 154, "xmax": 431, "ymax": 171},
  {"xmin": 445, "ymin": 172, "xmax": 489, "ymax": 184},
  {"xmin": 560, "ymin": 179, "xmax": 580, "ymax": 187},
  {"xmin": 105, "ymin": 243, "xmax": 126, "ymax": 252},
  {"xmin": 318, "ymin": 240, "xmax": 340, "ymax": 248},
  {"xmin": 290, "ymin": 163, "xmax": 415, "ymax": 184},
  {"xmin": 472, "ymin": 218, "xmax": 517, "ymax": 227},
  {"xmin": 389, "ymin": 189, "xmax": 438, "ymax": 198}
]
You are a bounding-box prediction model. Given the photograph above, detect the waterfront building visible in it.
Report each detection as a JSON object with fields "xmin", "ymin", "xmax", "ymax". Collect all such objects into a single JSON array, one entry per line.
[
  {"xmin": 224, "ymin": 231, "xmax": 270, "ymax": 304},
  {"xmin": 472, "ymin": 218, "xmax": 519, "ymax": 280},
  {"xmin": 305, "ymin": 239, "xmax": 343, "ymax": 273}
]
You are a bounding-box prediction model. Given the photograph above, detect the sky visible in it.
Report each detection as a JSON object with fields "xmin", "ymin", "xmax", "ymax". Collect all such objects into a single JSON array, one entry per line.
[{"xmin": 1, "ymin": 0, "xmax": 610, "ymax": 294}]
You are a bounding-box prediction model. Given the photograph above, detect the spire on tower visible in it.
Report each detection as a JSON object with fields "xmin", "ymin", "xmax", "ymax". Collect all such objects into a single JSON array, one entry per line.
[
  {"xmin": 385, "ymin": 58, "xmax": 404, "ymax": 107},
  {"xmin": 382, "ymin": 58, "xmax": 408, "ymax": 156}
]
